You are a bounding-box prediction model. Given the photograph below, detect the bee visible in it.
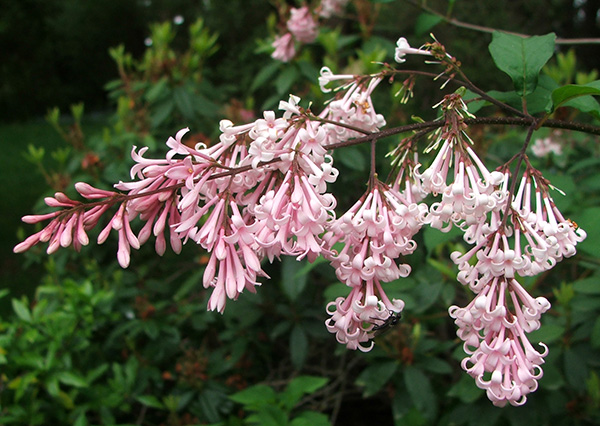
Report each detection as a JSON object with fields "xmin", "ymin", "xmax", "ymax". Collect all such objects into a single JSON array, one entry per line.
[
  {"xmin": 567, "ymin": 218, "xmax": 579, "ymax": 230},
  {"xmin": 371, "ymin": 311, "xmax": 402, "ymax": 337}
]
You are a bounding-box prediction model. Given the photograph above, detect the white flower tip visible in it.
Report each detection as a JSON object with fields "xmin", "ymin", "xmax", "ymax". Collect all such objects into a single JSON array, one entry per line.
[
  {"xmin": 391, "ymin": 298, "xmax": 405, "ymax": 312},
  {"xmin": 175, "ymin": 127, "xmax": 190, "ymax": 141},
  {"xmin": 219, "ymin": 120, "xmax": 233, "ymax": 131},
  {"xmin": 365, "ymin": 295, "xmax": 379, "ymax": 307}
]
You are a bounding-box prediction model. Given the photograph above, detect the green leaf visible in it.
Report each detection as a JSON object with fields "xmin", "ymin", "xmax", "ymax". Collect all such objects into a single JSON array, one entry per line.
[
  {"xmin": 230, "ymin": 384, "xmax": 277, "ymax": 407},
  {"xmin": 12, "ymin": 298, "xmax": 32, "ymax": 323},
  {"xmin": 573, "ymin": 277, "xmax": 600, "ymax": 295},
  {"xmin": 282, "ymin": 376, "xmax": 328, "ymax": 411},
  {"xmin": 447, "ymin": 373, "xmax": 483, "ymax": 403},
  {"xmin": 418, "ymin": 357, "xmax": 453, "ymax": 374},
  {"xmin": 194, "ymin": 93, "xmax": 221, "ymax": 118},
  {"xmin": 275, "ymin": 66, "xmax": 300, "ymax": 96},
  {"xmin": 290, "ymin": 411, "xmax": 331, "ymax": 426},
  {"xmin": 564, "ymin": 348, "xmax": 589, "ymax": 391},
  {"xmin": 290, "ymin": 324, "xmax": 308, "ymax": 370},
  {"xmin": 404, "ymin": 366, "xmax": 437, "ymax": 420},
  {"xmin": 426, "ymin": 258, "xmax": 456, "ymax": 279},
  {"xmin": 355, "ymin": 361, "xmax": 398, "ymax": 397},
  {"xmin": 73, "ymin": 412, "xmax": 87, "ymax": 426},
  {"xmin": 173, "ymin": 86, "xmax": 196, "ymax": 120},
  {"xmin": 527, "ymin": 324, "xmax": 566, "ymax": 344},
  {"xmin": 550, "ymin": 84, "xmax": 600, "ymax": 112},
  {"xmin": 422, "ymin": 225, "xmax": 462, "ymax": 252},
  {"xmin": 574, "ymin": 207, "xmax": 600, "ymax": 256},
  {"xmin": 336, "ymin": 146, "xmax": 366, "ymax": 171},
  {"xmin": 486, "ymin": 74, "xmax": 556, "ymax": 114},
  {"xmin": 489, "ymin": 32, "xmax": 556, "ymax": 96},
  {"xmin": 56, "ymin": 371, "xmax": 88, "ymax": 388},
  {"xmin": 591, "ymin": 317, "xmax": 600, "ymax": 349},
  {"xmin": 247, "ymin": 405, "xmax": 288, "ymax": 426},
  {"xmin": 250, "ymin": 62, "xmax": 281, "ymax": 92},
  {"xmin": 150, "ymin": 99, "xmax": 174, "ymax": 128},
  {"xmin": 136, "ymin": 395, "xmax": 165, "ymax": 409},
  {"xmin": 296, "ymin": 60, "xmax": 320, "ymax": 82},
  {"xmin": 197, "ymin": 388, "xmax": 230, "ymax": 424},
  {"xmin": 415, "ymin": 13, "xmax": 443, "ymax": 37},
  {"xmin": 144, "ymin": 77, "xmax": 170, "ymax": 103},
  {"xmin": 281, "ymin": 256, "xmax": 308, "ymax": 301},
  {"xmin": 563, "ymin": 95, "xmax": 600, "ymax": 119}
]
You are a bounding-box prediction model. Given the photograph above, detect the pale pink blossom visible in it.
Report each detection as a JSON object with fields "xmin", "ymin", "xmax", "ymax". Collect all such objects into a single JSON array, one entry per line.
[
  {"xmin": 394, "ymin": 37, "xmax": 432, "ymax": 63},
  {"xmin": 201, "ymin": 201, "xmax": 268, "ymax": 313},
  {"xmin": 416, "ymin": 139, "xmax": 507, "ymax": 234},
  {"xmin": 318, "ymin": 0, "xmax": 349, "ymax": 18},
  {"xmin": 318, "ymin": 73, "xmax": 386, "ymax": 143},
  {"xmin": 287, "ymin": 7, "xmax": 318, "ymax": 44},
  {"xmin": 279, "ymin": 94, "xmax": 302, "ymax": 119},
  {"xmin": 531, "ymin": 136, "xmax": 563, "ymax": 157},
  {"xmin": 325, "ymin": 181, "xmax": 425, "ymax": 285},
  {"xmin": 449, "ymin": 276, "xmax": 550, "ymax": 407},
  {"xmin": 325, "ymin": 281, "xmax": 404, "ymax": 352},
  {"xmin": 250, "ymin": 166, "xmax": 337, "ymax": 262},
  {"xmin": 271, "ymin": 32, "xmax": 296, "ymax": 62}
]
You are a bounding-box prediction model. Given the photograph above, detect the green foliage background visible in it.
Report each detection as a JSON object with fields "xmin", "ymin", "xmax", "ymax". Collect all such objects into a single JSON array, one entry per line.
[{"xmin": 1, "ymin": 1, "xmax": 600, "ymax": 425}]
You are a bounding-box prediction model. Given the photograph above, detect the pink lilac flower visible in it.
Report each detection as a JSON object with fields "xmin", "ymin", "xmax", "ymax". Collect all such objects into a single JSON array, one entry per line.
[
  {"xmin": 511, "ymin": 171, "xmax": 586, "ymax": 265},
  {"xmin": 388, "ymin": 140, "xmax": 428, "ymax": 204},
  {"xmin": 325, "ymin": 281, "xmax": 404, "ymax": 352},
  {"xmin": 394, "ymin": 37, "xmax": 432, "ymax": 64},
  {"xmin": 415, "ymin": 95, "xmax": 508, "ymax": 234},
  {"xmin": 250, "ymin": 163, "xmax": 337, "ymax": 263},
  {"xmin": 287, "ymin": 6, "xmax": 318, "ymax": 43},
  {"xmin": 453, "ymin": 168, "xmax": 587, "ymax": 290},
  {"xmin": 325, "ymin": 180, "xmax": 425, "ymax": 285},
  {"xmin": 449, "ymin": 276, "xmax": 550, "ymax": 407},
  {"xmin": 531, "ymin": 136, "xmax": 563, "ymax": 157},
  {"xmin": 323, "ymin": 179, "xmax": 425, "ymax": 351},
  {"xmin": 318, "ymin": 0, "xmax": 349, "ymax": 18},
  {"xmin": 317, "ymin": 70, "xmax": 386, "ymax": 143},
  {"xmin": 271, "ymin": 32, "xmax": 296, "ymax": 62},
  {"xmin": 13, "ymin": 185, "xmax": 116, "ymax": 255},
  {"xmin": 199, "ymin": 199, "xmax": 269, "ymax": 313}
]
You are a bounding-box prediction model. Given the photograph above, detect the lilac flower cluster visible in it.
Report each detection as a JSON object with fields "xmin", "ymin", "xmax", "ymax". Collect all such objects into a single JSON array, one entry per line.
[
  {"xmin": 15, "ymin": 37, "xmax": 587, "ymax": 407},
  {"xmin": 271, "ymin": 0, "xmax": 351, "ymax": 62}
]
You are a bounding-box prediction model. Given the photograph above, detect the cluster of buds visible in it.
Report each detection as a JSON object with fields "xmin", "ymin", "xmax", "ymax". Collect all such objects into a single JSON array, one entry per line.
[{"xmin": 15, "ymin": 36, "xmax": 586, "ymax": 407}]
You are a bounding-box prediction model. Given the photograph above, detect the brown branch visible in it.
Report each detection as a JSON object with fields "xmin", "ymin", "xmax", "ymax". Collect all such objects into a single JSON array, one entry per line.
[
  {"xmin": 389, "ymin": 69, "xmax": 525, "ymax": 118},
  {"xmin": 43, "ymin": 115, "xmax": 600, "ymax": 223},
  {"xmin": 404, "ymin": 0, "xmax": 600, "ymax": 45}
]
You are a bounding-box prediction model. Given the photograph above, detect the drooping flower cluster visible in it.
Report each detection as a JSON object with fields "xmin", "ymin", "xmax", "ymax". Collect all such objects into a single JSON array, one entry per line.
[
  {"xmin": 430, "ymin": 123, "xmax": 586, "ymax": 406},
  {"xmin": 388, "ymin": 68, "xmax": 586, "ymax": 405},
  {"xmin": 14, "ymin": 35, "xmax": 588, "ymax": 407},
  {"xmin": 414, "ymin": 93, "xmax": 508, "ymax": 235},
  {"xmin": 323, "ymin": 179, "xmax": 427, "ymax": 351},
  {"xmin": 448, "ymin": 276, "xmax": 550, "ymax": 407},
  {"xmin": 16, "ymin": 67, "xmax": 392, "ymax": 315}
]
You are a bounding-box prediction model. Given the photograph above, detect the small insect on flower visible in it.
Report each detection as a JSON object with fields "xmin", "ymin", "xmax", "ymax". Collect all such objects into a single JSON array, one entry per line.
[
  {"xmin": 567, "ymin": 218, "xmax": 579, "ymax": 230},
  {"xmin": 371, "ymin": 311, "xmax": 402, "ymax": 337}
]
